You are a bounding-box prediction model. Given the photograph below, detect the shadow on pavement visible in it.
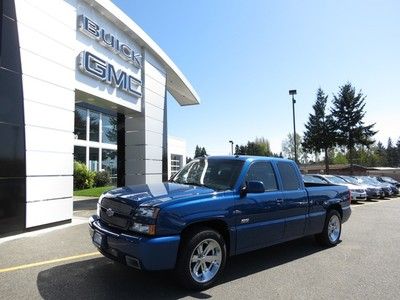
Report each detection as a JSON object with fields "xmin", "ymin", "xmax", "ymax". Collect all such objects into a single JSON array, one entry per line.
[{"xmin": 36, "ymin": 236, "xmax": 324, "ymax": 299}]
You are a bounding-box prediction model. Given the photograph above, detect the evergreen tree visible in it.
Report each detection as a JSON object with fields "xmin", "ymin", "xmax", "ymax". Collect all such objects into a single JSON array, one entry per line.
[
  {"xmin": 331, "ymin": 83, "xmax": 377, "ymax": 170},
  {"xmin": 386, "ymin": 138, "xmax": 399, "ymax": 167},
  {"xmin": 194, "ymin": 145, "xmax": 201, "ymax": 158},
  {"xmin": 194, "ymin": 146, "xmax": 208, "ymax": 158},
  {"xmin": 302, "ymin": 88, "xmax": 336, "ymax": 173},
  {"xmin": 200, "ymin": 147, "xmax": 208, "ymax": 156},
  {"xmin": 234, "ymin": 145, "xmax": 240, "ymax": 155},
  {"xmin": 376, "ymin": 141, "xmax": 388, "ymax": 166}
]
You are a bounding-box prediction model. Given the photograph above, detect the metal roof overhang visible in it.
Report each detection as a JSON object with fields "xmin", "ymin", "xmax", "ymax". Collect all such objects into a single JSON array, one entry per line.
[{"xmin": 84, "ymin": 0, "xmax": 201, "ymax": 106}]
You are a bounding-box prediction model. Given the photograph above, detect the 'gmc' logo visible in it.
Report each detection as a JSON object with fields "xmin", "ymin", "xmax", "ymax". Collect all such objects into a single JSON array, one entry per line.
[{"xmin": 79, "ymin": 51, "xmax": 142, "ymax": 98}]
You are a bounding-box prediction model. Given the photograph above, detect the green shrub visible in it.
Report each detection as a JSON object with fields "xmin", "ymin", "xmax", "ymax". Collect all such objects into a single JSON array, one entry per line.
[
  {"xmin": 94, "ymin": 171, "xmax": 111, "ymax": 187},
  {"xmin": 74, "ymin": 161, "xmax": 96, "ymax": 190}
]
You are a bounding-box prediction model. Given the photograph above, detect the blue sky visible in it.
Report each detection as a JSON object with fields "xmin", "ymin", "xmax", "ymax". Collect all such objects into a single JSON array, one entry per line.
[{"xmin": 114, "ymin": 0, "xmax": 400, "ymax": 156}]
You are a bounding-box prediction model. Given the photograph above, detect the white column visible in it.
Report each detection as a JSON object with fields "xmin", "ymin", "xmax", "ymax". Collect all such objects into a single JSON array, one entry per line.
[
  {"xmin": 15, "ymin": 0, "xmax": 76, "ymax": 227},
  {"xmin": 125, "ymin": 51, "xmax": 167, "ymax": 185}
]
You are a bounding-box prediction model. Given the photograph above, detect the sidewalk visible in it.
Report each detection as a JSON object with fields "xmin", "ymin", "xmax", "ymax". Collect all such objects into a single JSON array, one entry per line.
[
  {"xmin": 73, "ymin": 197, "xmax": 98, "ymax": 219},
  {"xmin": 73, "ymin": 196, "xmax": 98, "ymax": 202}
]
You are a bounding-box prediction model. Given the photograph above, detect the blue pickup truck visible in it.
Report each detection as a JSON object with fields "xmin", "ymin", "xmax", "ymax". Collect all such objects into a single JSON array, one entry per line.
[{"xmin": 89, "ymin": 156, "xmax": 351, "ymax": 289}]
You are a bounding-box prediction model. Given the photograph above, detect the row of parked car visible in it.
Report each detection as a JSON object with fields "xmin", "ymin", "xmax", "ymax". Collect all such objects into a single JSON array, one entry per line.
[{"xmin": 303, "ymin": 174, "xmax": 400, "ymax": 202}]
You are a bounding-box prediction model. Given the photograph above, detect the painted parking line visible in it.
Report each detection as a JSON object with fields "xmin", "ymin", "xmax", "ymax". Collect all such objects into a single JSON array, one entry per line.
[{"xmin": 0, "ymin": 252, "xmax": 101, "ymax": 274}]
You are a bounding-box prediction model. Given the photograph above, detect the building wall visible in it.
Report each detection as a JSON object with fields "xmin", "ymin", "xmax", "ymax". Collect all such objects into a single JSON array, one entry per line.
[
  {"xmin": 125, "ymin": 51, "xmax": 166, "ymax": 185},
  {"xmin": 0, "ymin": 0, "xmax": 26, "ymax": 235},
  {"xmin": 75, "ymin": 1, "xmax": 142, "ymax": 112},
  {"xmin": 0, "ymin": 0, "xmax": 198, "ymax": 235},
  {"xmin": 14, "ymin": 0, "xmax": 76, "ymax": 228},
  {"xmin": 9, "ymin": 0, "xmax": 168, "ymax": 229},
  {"xmin": 167, "ymin": 136, "xmax": 187, "ymax": 179}
]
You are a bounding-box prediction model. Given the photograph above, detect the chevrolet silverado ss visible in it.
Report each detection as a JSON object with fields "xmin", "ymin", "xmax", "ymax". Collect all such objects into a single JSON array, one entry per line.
[{"xmin": 89, "ymin": 156, "xmax": 351, "ymax": 289}]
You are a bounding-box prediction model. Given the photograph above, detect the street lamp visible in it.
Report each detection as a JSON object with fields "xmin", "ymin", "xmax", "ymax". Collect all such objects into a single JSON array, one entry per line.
[
  {"xmin": 229, "ymin": 140, "xmax": 234, "ymax": 155},
  {"xmin": 289, "ymin": 90, "xmax": 298, "ymax": 163}
]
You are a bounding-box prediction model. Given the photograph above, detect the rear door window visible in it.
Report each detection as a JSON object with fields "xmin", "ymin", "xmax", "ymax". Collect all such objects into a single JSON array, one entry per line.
[{"xmin": 277, "ymin": 162, "xmax": 301, "ymax": 190}]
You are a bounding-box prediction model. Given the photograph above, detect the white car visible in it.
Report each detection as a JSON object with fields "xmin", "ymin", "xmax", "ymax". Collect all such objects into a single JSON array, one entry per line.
[{"xmin": 311, "ymin": 174, "xmax": 367, "ymax": 202}]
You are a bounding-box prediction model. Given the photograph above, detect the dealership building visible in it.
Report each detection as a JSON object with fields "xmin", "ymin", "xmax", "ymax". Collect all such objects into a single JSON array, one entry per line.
[{"xmin": 0, "ymin": 0, "xmax": 200, "ymax": 235}]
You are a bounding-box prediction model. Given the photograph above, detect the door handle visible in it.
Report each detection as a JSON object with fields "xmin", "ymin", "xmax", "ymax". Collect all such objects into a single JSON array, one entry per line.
[{"xmin": 276, "ymin": 199, "xmax": 284, "ymax": 205}]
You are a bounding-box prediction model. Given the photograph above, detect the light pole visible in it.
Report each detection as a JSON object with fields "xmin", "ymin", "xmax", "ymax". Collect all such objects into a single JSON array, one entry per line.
[
  {"xmin": 289, "ymin": 90, "xmax": 298, "ymax": 163},
  {"xmin": 229, "ymin": 140, "xmax": 234, "ymax": 155}
]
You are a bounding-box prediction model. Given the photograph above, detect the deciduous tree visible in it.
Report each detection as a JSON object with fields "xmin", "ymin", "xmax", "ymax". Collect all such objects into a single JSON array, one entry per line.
[
  {"xmin": 282, "ymin": 133, "xmax": 305, "ymax": 163},
  {"xmin": 234, "ymin": 137, "xmax": 272, "ymax": 156}
]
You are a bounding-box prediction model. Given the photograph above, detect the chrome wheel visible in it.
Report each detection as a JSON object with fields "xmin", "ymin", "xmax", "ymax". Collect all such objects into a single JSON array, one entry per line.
[
  {"xmin": 189, "ymin": 238, "xmax": 222, "ymax": 283},
  {"xmin": 328, "ymin": 214, "xmax": 340, "ymax": 243}
]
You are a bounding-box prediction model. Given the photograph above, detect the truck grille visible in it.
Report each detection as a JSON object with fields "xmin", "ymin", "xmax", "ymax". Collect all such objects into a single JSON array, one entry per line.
[{"xmin": 99, "ymin": 198, "xmax": 134, "ymax": 230}]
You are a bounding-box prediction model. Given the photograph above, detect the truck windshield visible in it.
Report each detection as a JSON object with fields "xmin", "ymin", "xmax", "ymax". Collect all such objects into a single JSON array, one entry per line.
[{"xmin": 170, "ymin": 158, "xmax": 244, "ymax": 191}]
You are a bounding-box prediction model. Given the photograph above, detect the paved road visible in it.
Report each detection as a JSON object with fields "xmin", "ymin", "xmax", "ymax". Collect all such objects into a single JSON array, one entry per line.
[{"xmin": 1, "ymin": 198, "xmax": 400, "ymax": 300}]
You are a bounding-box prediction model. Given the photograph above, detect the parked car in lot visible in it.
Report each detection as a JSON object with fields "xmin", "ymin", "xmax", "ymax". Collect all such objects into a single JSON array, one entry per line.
[
  {"xmin": 89, "ymin": 156, "xmax": 351, "ymax": 289},
  {"xmin": 311, "ymin": 174, "xmax": 367, "ymax": 202},
  {"xmin": 377, "ymin": 176, "xmax": 400, "ymax": 188},
  {"xmin": 355, "ymin": 176, "xmax": 393, "ymax": 197},
  {"xmin": 374, "ymin": 176, "xmax": 399, "ymax": 195},
  {"xmin": 337, "ymin": 175, "xmax": 384, "ymax": 200},
  {"xmin": 302, "ymin": 174, "xmax": 329, "ymax": 184}
]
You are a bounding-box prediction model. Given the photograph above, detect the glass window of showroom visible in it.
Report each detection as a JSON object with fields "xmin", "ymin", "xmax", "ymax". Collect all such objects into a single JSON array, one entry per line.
[{"xmin": 74, "ymin": 105, "xmax": 117, "ymax": 184}]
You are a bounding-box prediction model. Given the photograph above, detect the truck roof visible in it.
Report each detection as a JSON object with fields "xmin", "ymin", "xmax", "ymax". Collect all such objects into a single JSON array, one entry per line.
[{"xmin": 194, "ymin": 155, "xmax": 295, "ymax": 164}]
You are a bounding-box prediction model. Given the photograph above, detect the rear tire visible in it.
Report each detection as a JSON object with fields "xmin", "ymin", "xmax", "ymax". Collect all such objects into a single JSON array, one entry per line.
[
  {"xmin": 175, "ymin": 227, "xmax": 226, "ymax": 290},
  {"xmin": 315, "ymin": 210, "xmax": 342, "ymax": 247}
]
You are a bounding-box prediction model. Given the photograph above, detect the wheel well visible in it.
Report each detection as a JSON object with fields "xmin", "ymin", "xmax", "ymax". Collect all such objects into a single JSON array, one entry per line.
[
  {"xmin": 328, "ymin": 204, "xmax": 343, "ymax": 219},
  {"xmin": 180, "ymin": 220, "xmax": 231, "ymax": 255}
]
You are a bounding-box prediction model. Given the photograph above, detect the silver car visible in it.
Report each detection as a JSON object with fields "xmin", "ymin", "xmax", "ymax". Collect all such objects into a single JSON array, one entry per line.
[
  {"xmin": 338, "ymin": 175, "xmax": 383, "ymax": 199},
  {"xmin": 311, "ymin": 174, "xmax": 367, "ymax": 202}
]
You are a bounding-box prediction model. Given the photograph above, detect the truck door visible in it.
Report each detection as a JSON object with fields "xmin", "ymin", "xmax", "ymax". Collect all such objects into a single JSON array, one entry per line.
[
  {"xmin": 276, "ymin": 161, "xmax": 308, "ymax": 239},
  {"xmin": 235, "ymin": 161, "xmax": 285, "ymax": 253}
]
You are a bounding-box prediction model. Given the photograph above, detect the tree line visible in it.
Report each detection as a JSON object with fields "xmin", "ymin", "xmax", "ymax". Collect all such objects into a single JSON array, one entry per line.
[
  {"xmin": 300, "ymin": 83, "xmax": 377, "ymax": 172},
  {"xmin": 190, "ymin": 83, "xmax": 398, "ymax": 173}
]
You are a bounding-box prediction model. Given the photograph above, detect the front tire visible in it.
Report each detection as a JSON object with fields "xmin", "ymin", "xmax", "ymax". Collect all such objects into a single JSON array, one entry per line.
[
  {"xmin": 315, "ymin": 210, "xmax": 342, "ymax": 246},
  {"xmin": 175, "ymin": 227, "xmax": 226, "ymax": 290}
]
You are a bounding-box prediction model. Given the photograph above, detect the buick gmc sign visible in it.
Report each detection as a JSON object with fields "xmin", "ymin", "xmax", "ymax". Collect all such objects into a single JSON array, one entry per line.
[
  {"xmin": 77, "ymin": 15, "xmax": 142, "ymax": 98},
  {"xmin": 79, "ymin": 51, "xmax": 142, "ymax": 98}
]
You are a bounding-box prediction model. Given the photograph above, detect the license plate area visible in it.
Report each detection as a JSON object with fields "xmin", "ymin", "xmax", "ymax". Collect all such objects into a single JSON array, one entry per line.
[{"xmin": 93, "ymin": 231, "xmax": 104, "ymax": 247}]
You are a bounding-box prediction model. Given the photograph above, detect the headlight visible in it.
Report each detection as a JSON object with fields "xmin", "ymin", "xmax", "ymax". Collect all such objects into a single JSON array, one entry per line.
[
  {"xmin": 129, "ymin": 223, "xmax": 156, "ymax": 235},
  {"xmin": 130, "ymin": 206, "xmax": 159, "ymax": 235},
  {"xmin": 135, "ymin": 207, "xmax": 160, "ymax": 219}
]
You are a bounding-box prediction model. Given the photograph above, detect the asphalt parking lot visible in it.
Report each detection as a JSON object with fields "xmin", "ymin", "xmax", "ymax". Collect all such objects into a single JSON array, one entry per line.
[{"xmin": 1, "ymin": 198, "xmax": 400, "ymax": 300}]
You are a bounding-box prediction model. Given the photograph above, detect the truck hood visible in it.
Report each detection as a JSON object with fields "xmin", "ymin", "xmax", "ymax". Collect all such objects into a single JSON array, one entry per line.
[{"xmin": 102, "ymin": 182, "xmax": 217, "ymax": 208}]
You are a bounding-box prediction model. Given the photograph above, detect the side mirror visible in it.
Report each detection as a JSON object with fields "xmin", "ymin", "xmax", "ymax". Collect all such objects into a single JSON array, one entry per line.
[
  {"xmin": 247, "ymin": 181, "xmax": 265, "ymax": 193},
  {"xmin": 240, "ymin": 181, "xmax": 265, "ymax": 197}
]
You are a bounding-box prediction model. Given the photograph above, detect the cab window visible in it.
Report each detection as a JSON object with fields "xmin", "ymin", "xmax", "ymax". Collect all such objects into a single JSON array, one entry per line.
[
  {"xmin": 245, "ymin": 162, "xmax": 278, "ymax": 191},
  {"xmin": 277, "ymin": 162, "xmax": 301, "ymax": 190}
]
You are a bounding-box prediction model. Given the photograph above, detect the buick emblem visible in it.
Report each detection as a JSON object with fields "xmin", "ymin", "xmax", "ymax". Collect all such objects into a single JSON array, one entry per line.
[{"xmin": 106, "ymin": 208, "xmax": 115, "ymax": 217}]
